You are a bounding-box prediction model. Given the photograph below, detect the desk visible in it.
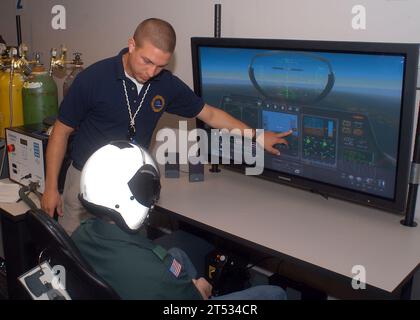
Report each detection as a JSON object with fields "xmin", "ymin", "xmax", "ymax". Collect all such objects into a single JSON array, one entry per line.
[
  {"xmin": 156, "ymin": 166, "xmax": 420, "ymax": 299},
  {"xmin": 0, "ymin": 181, "xmax": 39, "ymax": 299}
]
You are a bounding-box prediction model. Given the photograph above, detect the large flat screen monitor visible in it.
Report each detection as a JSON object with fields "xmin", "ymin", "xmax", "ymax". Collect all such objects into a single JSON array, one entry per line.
[{"xmin": 191, "ymin": 37, "xmax": 419, "ymax": 213}]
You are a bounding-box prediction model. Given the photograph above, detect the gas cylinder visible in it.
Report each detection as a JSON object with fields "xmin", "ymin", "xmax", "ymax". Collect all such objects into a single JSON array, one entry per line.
[
  {"xmin": 0, "ymin": 70, "xmax": 25, "ymax": 138},
  {"xmin": 63, "ymin": 52, "xmax": 84, "ymax": 97},
  {"xmin": 22, "ymin": 64, "xmax": 58, "ymax": 125}
]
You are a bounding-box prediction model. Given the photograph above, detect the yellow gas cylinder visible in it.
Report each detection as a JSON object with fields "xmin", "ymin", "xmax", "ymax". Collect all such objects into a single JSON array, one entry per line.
[{"xmin": 0, "ymin": 70, "xmax": 24, "ymax": 138}]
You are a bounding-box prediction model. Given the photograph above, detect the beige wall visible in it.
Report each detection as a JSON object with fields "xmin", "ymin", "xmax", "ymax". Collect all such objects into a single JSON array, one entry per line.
[
  {"xmin": 2, "ymin": 0, "xmax": 420, "ymax": 129},
  {"xmin": 1, "ymin": 0, "xmax": 420, "ymax": 92}
]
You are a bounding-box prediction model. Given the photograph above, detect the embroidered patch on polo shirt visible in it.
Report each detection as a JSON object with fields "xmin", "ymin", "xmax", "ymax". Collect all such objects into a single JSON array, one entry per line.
[
  {"xmin": 151, "ymin": 95, "xmax": 165, "ymax": 112},
  {"xmin": 169, "ymin": 258, "xmax": 182, "ymax": 278}
]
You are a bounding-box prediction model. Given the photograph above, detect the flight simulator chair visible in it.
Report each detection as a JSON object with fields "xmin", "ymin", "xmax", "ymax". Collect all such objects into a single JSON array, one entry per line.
[{"xmin": 23, "ymin": 209, "xmax": 120, "ymax": 300}]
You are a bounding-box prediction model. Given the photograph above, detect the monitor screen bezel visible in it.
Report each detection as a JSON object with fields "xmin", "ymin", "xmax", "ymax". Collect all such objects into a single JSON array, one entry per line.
[{"xmin": 191, "ymin": 37, "xmax": 419, "ymax": 214}]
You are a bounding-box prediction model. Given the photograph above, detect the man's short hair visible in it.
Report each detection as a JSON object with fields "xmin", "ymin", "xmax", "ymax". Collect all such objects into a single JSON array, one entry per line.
[{"xmin": 133, "ymin": 18, "xmax": 176, "ymax": 53}]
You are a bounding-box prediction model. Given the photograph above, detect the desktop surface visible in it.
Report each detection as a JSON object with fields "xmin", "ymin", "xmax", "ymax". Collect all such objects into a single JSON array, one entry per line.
[{"xmin": 157, "ymin": 165, "xmax": 420, "ymax": 294}]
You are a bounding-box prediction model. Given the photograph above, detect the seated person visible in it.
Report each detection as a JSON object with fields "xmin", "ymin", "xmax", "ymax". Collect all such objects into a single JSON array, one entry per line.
[{"xmin": 72, "ymin": 141, "xmax": 286, "ymax": 300}]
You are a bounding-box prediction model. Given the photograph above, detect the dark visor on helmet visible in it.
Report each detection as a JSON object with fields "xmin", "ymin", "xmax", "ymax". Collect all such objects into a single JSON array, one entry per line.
[{"xmin": 127, "ymin": 164, "xmax": 161, "ymax": 208}]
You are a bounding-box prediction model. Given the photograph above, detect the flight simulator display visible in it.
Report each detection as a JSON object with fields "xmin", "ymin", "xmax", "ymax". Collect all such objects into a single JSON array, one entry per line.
[{"xmin": 191, "ymin": 38, "xmax": 419, "ymax": 213}]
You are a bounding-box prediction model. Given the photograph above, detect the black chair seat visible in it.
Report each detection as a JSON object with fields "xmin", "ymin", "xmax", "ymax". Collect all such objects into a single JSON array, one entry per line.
[{"xmin": 25, "ymin": 209, "xmax": 120, "ymax": 300}]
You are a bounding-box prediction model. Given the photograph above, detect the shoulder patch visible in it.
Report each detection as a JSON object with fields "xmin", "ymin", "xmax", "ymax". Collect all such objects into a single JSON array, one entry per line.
[
  {"xmin": 152, "ymin": 245, "xmax": 167, "ymax": 261},
  {"xmin": 169, "ymin": 258, "xmax": 182, "ymax": 278}
]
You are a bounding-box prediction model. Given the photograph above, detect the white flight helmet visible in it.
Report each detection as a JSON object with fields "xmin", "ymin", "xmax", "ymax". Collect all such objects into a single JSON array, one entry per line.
[{"xmin": 79, "ymin": 141, "xmax": 161, "ymax": 233}]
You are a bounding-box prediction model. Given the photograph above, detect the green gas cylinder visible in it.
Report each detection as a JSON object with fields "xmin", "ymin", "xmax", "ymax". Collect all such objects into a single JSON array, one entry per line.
[{"xmin": 22, "ymin": 64, "xmax": 58, "ymax": 125}]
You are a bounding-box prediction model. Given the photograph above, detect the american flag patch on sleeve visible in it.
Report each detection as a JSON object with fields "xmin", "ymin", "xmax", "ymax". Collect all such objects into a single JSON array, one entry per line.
[{"xmin": 169, "ymin": 258, "xmax": 182, "ymax": 278}]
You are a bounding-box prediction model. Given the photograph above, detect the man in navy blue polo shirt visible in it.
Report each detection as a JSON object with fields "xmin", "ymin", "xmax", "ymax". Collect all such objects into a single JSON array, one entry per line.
[{"xmin": 41, "ymin": 18, "xmax": 292, "ymax": 234}]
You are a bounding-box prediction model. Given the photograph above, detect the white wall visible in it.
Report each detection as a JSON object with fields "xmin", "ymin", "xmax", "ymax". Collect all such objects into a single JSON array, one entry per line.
[
  {"xmin": 1, "ymin": 0, "xmax": 420, "ymax": 220},
  {"xmin": 1, "ymin": 0, "xmax": 420, "ymax": 91}
]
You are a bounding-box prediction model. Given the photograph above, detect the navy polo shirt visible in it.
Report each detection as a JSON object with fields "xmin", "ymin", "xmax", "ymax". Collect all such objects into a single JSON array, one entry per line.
[{"xmin": 58, "ymin": 48, "xmax": 205, "ymax": 170}]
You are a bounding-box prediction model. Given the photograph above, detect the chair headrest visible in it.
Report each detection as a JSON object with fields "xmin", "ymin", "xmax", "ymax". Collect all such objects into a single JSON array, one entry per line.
[{"xmin": 26, "ymin": 209, "xmax": 94, "ymax": 271}]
